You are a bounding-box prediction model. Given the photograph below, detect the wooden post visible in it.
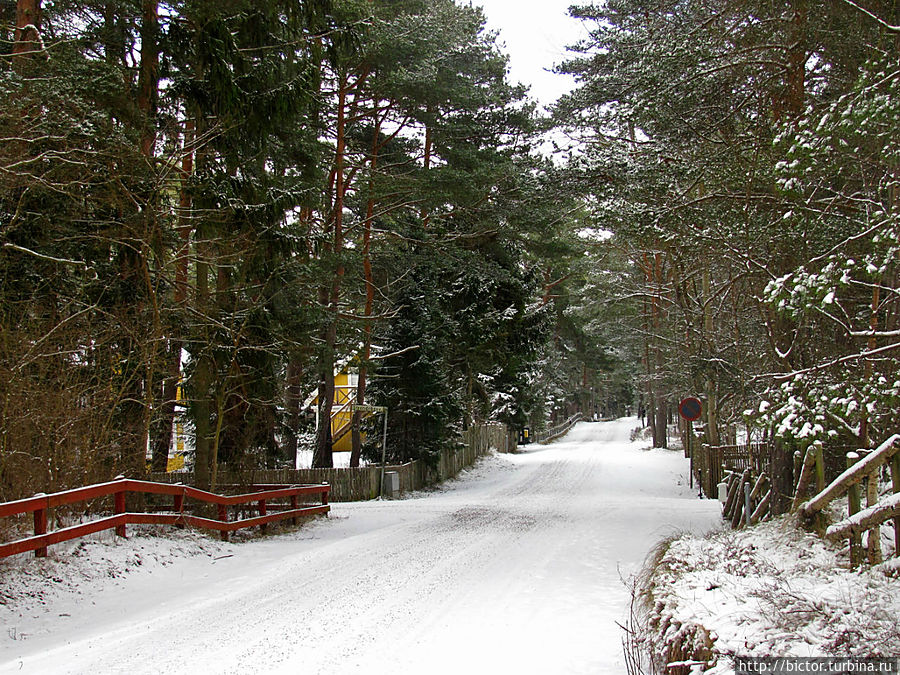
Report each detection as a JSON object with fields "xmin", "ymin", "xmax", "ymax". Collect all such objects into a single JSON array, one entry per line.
[
  {"xmin": 847, "ymin": 452, "xmax": 862, "ymax": 568},
  {"xmin": 114, "ymin": 489, "xmax": 127, "ymax": 538},
  {"xmin": 866, "ymin": 470, "xmax": 883, "ymax": 565},
  {"xmin": 791, "ymin": 444, "xmax": 819, "ymax": 512},
  {"xmin": 732, "ymin": 470, "xmax": 750, "ymax": 528},
  {"xmin": 743, "ymin": 481, "xmax": 752, "ymax": 528},
  {"xmin": 290, "ymin": 494, "xmax": 298, "ymax": 526},
  {"xmin": 33, "ymin": 493, "xmax": 47, "ymax": 558},
  {"xmin": 749, "ymin": 472, "xmax": 768, "ymax": 502},
  {"xmin": 892, "ymin": 455, "xmax": 900, "ymax": 558},
  {"xmin": 174, "ymin": 492, "xmax": 185, "ymax": 529},
  {"xmin": 218, "ymin": 504, "xmax": 228, "ymax": 542},
  {"xmin": 750, "ymin": 489, "xmax": 772, "ymax": 525},
  {"xmin": 258, "ymin": 499, "xmax": 267, "ymax": 534},
  {"xmin": 322, "ymin": 482, "xmax": 329, "ymax": 506},
  {"xmin": 723, "ymin": 472, "xmax": 740, "ymax": 518},
  {"xmin": 813, "ymin": 441, "xmax": 825, "ymax": 495}
]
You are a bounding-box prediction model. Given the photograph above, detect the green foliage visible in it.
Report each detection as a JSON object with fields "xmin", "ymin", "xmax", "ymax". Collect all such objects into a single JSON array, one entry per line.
[
  {"xmin": 754, "ymin": 55, "xmax": 900, "ymax": 444},
  {"xmin": 367, "ymin": 229, "xmax": 550, "ymax": 464},
  {"xmin": 0, "ymin": 0, "xmax": 620, "ymax": 491}
]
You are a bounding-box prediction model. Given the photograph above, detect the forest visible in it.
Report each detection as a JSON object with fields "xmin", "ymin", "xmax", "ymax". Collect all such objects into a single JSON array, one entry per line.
[
  {"xmin": 556, "ymin": 0, "xmax": 900, "ymax": 466},
  {"xmin": 1, "ymin": 0, "xmax": 898, "ymax": 502}
]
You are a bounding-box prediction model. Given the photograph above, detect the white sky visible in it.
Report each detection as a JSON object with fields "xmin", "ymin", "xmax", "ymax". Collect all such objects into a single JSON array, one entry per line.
[{"xmin": 473, "ymin": 0, "xmax": 590, "ymax": 109}]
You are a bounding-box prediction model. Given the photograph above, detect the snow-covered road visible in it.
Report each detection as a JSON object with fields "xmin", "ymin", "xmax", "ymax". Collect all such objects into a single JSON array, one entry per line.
[{"xmin": 1, "ymin": 418, "xmax": 722, "ymax": 675}]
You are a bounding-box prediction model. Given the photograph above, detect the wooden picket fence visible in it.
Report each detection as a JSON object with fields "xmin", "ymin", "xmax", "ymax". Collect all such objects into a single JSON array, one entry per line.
[
  {"xmin": 692, "ymin": 442, "xmax": 769, "ymax": 502},
  {"xmin": 693, "ymin": 432, "xmax": 900, "ymax": 568},
  {"xmin": 693, "ymin": 438, "xmax": 845, "ymax": 526},
  {"xmin": 718, "ymin": 466, "xmax": 774, "ymax": 529},
  {"xmin": 148, "ymin": 421, "xmax": 512, "ymax": 502},
  {"xmin": 0, "ymin": 479, "xmax": 330, "ymax": 559}
]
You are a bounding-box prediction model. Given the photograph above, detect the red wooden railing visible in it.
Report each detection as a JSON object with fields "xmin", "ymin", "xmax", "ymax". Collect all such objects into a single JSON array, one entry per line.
[{"xmin": 0, "ymin": 478, "xmax": 330, "ymax": 559}]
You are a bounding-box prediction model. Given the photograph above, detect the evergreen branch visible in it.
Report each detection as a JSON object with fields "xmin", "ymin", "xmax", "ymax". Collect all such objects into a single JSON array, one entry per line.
[
  {"xmin": 839, "ymin": 0, "xmax": 900, "ymax": 32},
  {"xmin": 2, "ymin": 243, "xmax": 89, "ymax": 267},
  {"xmin": 769, "ymin": 341, "xmax": 900, "ymax": 382}
]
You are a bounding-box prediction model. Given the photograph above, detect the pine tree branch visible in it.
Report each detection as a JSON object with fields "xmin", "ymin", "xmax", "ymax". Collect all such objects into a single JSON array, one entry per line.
[
  {"xmin": 2, "ymin": 242, "xmax": 88, "ymax": 267},
  {"xmin": 839, "ymin": 0, "xmax": 900, "ymax": 32}
]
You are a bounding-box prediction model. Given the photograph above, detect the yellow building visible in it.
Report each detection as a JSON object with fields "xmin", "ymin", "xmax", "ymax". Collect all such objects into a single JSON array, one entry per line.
[
  {"xmin": 307, "ymin": 370, "xmax": 365, "ymax": 453},
  {"xmin": 330, "ymin": 371, "xmax": 358, "ymax": 453}
]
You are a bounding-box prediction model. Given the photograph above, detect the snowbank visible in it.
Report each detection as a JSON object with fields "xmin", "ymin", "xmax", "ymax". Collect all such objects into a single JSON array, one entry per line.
[
  {"xmin": 0, "ymin": 528, "xmax": 231, "ymax": 619},
  {"xmin": 637, "ymin": 515, "xmax": 900, "ymax": 674}
]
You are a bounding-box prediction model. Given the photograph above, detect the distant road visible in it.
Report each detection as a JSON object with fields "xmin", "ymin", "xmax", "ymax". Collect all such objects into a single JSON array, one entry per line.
[{"xmin": 1, "ymin": 418, "xmax": 722, "ymax": 675}]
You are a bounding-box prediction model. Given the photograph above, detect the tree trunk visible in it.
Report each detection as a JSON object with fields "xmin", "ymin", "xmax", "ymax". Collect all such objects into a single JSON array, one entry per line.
[
  {"xmin": 313, "ymin": 306, "xmax": 336, "ymax": 468},
  {"xmin": 785, "ymin": 0, "xmax": 807, "ymax": 119},
  {"xmin": 421, "ymin": 117, "xmax": 432, "ymax": 228},
  {"xmin": 136, "ymin": 0, "xmax": 159, "ymax": 158},
  {"xmin": 313, "ymin": 73, "xmax": 350, "ymax": 469},
  {"xmin": 13, "ymin": 0, "xmax": 41, "ymax": 67},
  {"xmin": 701, "ymin": 265, "xmax": 720, "ymax": 446},
  {"xmin": 351, "ymin": 112, "xmax": 382, "ymax": 468},
  {"xmin": 150, "ymin": 344, "xmax": 178, "ymax": 472},
  {"xmin": 151, "ymin": 121, "xmax": 193, "ymax": 473},
  {"xmin": 191, "ymin": 120, "xmax": 212, "ymax": 490},
  {"xmin": 860, "ymin": 283, "xmax": 881, "ymax": 446},
  {"xmin": 284, "ymin": 358, "xmax": 303, "ymax": 465},
  {"xmin": 139, "ymin": 0, "xmax": 168, "ymax": 473},
  {"xmin": 650, "ymin": 253, "xmax": 667, "ymax": 448}
]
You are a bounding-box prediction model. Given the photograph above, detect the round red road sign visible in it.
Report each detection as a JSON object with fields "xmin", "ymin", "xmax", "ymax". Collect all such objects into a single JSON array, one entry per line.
[{"xmin": 678, "ymin": 397, "xmax": 702, "ymax": 422}]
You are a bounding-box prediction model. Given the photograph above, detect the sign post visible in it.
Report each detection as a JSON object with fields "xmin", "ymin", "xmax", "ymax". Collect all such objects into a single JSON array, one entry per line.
[
  {"xmin": 352, "ymin": 404, "xmax": 389, "ymax": 496},
  {"xmin": 678, "ymin": 397, "xmax": 703, "ymax": 492}
]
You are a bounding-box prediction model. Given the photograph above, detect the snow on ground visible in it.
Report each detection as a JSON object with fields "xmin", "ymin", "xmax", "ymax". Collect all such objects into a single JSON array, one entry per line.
[
  {"xmin": 295, "ymin": 449, "xmax": 360, "ymax": 468},
  {"xmin": 0, "ymin": 418, "xmax": 722, "ymax": 674},
  {"xmin": 641, "ymin": 511, "xmax": 900, "ymax": 673}
]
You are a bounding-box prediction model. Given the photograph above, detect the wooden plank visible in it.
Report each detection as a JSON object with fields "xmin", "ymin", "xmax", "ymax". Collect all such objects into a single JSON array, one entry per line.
[
  {"xmin": 127, "ymin": 505, "xmax": 329, "ymax": 531},
  {"xmin": 0, "ymin": 480, "xmax": 126, "ymax": 518},
  {"xmin": 0, "ymin": 494, "xmax": 48, "ymax": 518},
  {"xmin": 0, "ymin": 515, "xmax": 126, "ymax": 558},
  {"xmin": 790, "ymin": 444, "xmax": 819, "ymax": 512},
  {"xmin": 129, "ymin": 482, "xmax": 330, "ymax": 507},
  {"xmin": 33, "ymin": 506, "xmax": 47, "ymax": 558},
  {"xmin": 749, "ymin": 489, "xmax": 771, "ymax": 525},
  {"xmin": 826, "ymin": 492, "xmax": 900, "ymax": 542},
  {"xmin": 801, "ymin": 434, "xmax": 900, "ymax": 516}
]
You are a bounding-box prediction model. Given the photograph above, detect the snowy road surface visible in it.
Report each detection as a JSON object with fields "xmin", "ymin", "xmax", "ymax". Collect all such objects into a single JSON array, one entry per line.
[{"xmin": 1, "ymin": 418, "xmax": 722, "ymax": 675}]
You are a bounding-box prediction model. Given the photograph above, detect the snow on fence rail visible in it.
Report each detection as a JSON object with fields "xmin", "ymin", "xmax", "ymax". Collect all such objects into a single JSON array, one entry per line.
[
  {"xmin": 0, "ymin": 478, "xmax": 330, "ymax": 559},
  {"xmin": 798, "ymin": 433, "xmax": 900, "ymax": 568},
  {"xmin": 686, "ymin": 427, "xmax": 900, "ymax": 567}
]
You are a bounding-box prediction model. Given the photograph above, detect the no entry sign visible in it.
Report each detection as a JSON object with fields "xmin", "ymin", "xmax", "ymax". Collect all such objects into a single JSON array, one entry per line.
[{"xmin": 678, "ymin": 397, "xmax": 702, "ymax": 422}]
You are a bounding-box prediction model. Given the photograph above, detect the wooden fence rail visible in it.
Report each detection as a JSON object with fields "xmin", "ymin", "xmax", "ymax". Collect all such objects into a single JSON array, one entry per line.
[
  {"xmin": 692, "ymin": 431, "xmax": 900, "ymax": 562},
  {"xmin": 533, "ymin": 413, "xmax": 582, "ymax": 444},
  {"xmin": 0, "ymin": 478, "xmax": 330, "ymax": 559},
  {"xmin": 799, "ymin": 434, "xmax": 900, "ymax": 567}
]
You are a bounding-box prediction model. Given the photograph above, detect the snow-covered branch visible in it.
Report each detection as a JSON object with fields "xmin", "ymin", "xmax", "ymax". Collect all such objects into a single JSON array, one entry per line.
[
  {"xmin": 839, "ymin": 0, "xmax": 900, "ymax": 32},
  {"xmin": 772, "ymin": 341, "xmax": 900, "ymax": 382}
]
